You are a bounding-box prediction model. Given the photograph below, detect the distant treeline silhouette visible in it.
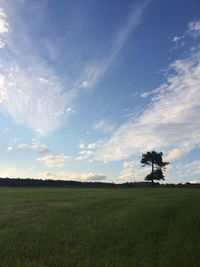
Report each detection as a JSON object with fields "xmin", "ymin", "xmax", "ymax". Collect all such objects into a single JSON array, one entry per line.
[{"xmin": 0, "ymin": 177, "xmax": 199, "ymax": 188}]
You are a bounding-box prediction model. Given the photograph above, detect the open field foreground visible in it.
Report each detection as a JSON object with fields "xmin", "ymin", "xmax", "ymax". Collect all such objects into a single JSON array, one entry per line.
[{"xmin": 0, "ymin": 188, "xmax": 200, "ymax": 267}]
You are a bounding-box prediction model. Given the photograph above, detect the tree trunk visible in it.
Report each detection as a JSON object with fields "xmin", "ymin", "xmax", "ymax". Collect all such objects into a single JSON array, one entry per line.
[{"xmin": 151, "ymin": 163, "xmax": 154, "ymax": 186}]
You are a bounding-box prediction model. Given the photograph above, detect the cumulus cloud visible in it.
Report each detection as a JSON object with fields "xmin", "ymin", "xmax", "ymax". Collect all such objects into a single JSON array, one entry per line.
[
  {"xmin": 76, "ymin": 150, "xmax": 93, "ymax": 161},
  {"xmin": 37, "ymin": 154, "xmax": 70, "ymax": 167},
  {"xmin": 31, "ymin": 140, "xmax": 50, "ymax": 154},
  {"xmin": 96, "ymin": 20, "xmax": 200, "ymax": 163},
  {"xmin": 7, "ymin": 140, "xmax": 50, "ymax": 154},
  {"xmin": 76, "ymin": 142, "xmax": 97, "ymax": 160},
  {"xmin": 39, "ymin": 171, "xmax": 107, "ymax": 181}
]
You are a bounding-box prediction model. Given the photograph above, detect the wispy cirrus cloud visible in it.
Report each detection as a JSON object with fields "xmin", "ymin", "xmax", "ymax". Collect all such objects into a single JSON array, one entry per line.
[
  {"xmin": 96, "ymin": 19, "xmax": 200, "ymax": 163},
  {"xmin": 94, "ymin": 119, "xmax": 116, "ymax": 135},
  {"xmin": 0, "ymin": 63, "xmax": 76, "ymax": 135},
  {"xmin": 78, "ymin": 1, "xmax": 151, "ymax": 90},
  {"xmin": 0, "ymin": 3, "xmax": 76, "ymax": 134},
  {"xmin": 0, "ymin": 1, "xmax": 151, "ymax": 135}
]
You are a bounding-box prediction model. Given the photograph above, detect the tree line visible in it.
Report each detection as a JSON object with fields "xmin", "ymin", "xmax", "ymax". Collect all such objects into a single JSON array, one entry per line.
[{"xmin": 0, "ymin": 177, "xmax": 198, "ymax": 188}]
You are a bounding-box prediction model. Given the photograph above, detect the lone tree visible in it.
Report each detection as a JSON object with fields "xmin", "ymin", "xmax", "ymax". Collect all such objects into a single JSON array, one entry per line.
[{"xmin": 140, "ymin": 151, "xmax": 169, "ymax": 186}]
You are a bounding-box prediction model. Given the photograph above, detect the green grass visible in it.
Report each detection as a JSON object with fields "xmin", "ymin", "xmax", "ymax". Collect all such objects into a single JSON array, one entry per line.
[{"xmin": 0, "ymin": 187, "xmax": 200, "ymax": 267}]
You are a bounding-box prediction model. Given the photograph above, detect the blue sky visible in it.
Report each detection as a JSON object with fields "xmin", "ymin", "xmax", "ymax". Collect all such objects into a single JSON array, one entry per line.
[{"xmin": 0, "ymin": 0, "xmax": 200, "ymax": 183}]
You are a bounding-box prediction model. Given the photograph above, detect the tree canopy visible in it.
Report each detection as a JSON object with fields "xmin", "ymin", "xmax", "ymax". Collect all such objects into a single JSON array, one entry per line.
[{"xmin": 141, "ymin": 151, "xmax": 169, "ymax": 185}]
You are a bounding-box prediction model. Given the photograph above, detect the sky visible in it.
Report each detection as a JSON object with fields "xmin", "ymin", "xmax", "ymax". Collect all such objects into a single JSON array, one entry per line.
[{"xmin": 0, "ymin": 0, "xmax": 200, "ymax": 184}]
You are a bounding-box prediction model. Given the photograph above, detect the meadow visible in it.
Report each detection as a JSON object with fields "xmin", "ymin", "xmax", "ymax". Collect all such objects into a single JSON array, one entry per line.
[{"xmin": 0, "ymin": 187, "xmax": 200, "ymax": 267}]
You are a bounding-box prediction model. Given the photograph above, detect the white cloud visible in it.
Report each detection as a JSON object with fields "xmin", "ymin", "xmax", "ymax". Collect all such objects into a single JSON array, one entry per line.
[
  {"xmin": 131, "ymin": 91, "xmax": 139, "ymax": 98},
  {"xmin": 17, "ymin": 143, "xmax": 29, "ymax": 149},
  {"xmin": 37, "ymin": 153, "xmax": 70, "ymax": 167},
  {"xmin": 0, "ymin": 2, "xmax": 151, "ymax": 135},
  {"xmin": 165, "ymin": 147, "xmax": 191, "ymax": 162},
  {"xmin": 119, "ymin": 161, "xmax": 135, "ymax": 182},
  {"xmin": 79, "ymin": 150, "xmax": 93, "ymax": 156},
  {"xmin": 77, "ymin": 1, "xmax": 151, "ymax": 90},
  {"xmin": 0, "ymin": 39, "xmax": 5, "ymax": 48},
  {"xmin": 0, "ymin": 8, "xmax": 9, "ymax": 33},
  {"xmin": 39, "ymin": 171, "xmax": 107, "ymax": 181},
  {"xmin": 76, "ymin": 149, "xmax": 93, "ymax": 161},
  {"xmin": 118, "ymin": 160, "xmax": 149, "ymax": 182},
  {"xmin": 1, "ymin": 127, "xmax": 9, "ymax": 134},
  {"xmin": 94, "ymin": 120, "xmax": 115, "ymax": 134},
  {"xmin": 39, "ymin": 77, "xmax": 52, "ymax": 85},
  {"xmin": 0, "ymin": 7, "xmax": 76, "ymax": 134},
  {"xmin": 0, "ymin": 64, "xmax": 75, "ymax": 135},
  {"xmin": 0, "ymin": 167, "xmax": 35, "ymax": 178},
  {"xmin": 118, "ymin": 158, "xmax": 200, "ymax": 184},
  {"xmin": 140, "ymin": 91, "xmax": 153, "ymax": 98},
  {"xmin": 172, "ymin": 36, "xmax": 183, "ymax": 43},
  {"xmin": 7, "ymin": 143, "xmax": 28, "ymax": 151},
  {"xmin": 79, "ymin": 143, "xmax": 85, "ymax": 149},
  {"xmin": 7, "ymin": 140, "xmax": 50, "ymax": 154},
  {"xmin": 31, "ymin": 140, "xmax": 50, "ymax": 154},
  {"xmin": 7, "ymin": 145, "xmax": 13, "ymax": 151},
  {"xmin": 79, "ymin": 80, "xmax": 88, "ymax": 88},
  {"xmin": 188, "ymin": 20, "xmax": 200, "ymax": 38},
  {"xmin": 167, "ymin": 160, "xmax": 200, "ymax": 183},
  {"xmin": 96, "ymin": 22, "xmax": 200, "ymax": 163},
  {"xmin": 0, "ymin": 74, "xmax": 6, "ymax": 101},
  {"xmin": 172, "ymin": 19, "xmax": 200, "ymax": 48},
  {"xmin": 77, "ymin": 142, "xmax": 97, "ymax": 160},
  {"xmin": 66, "ymin": 107, "xmax": 75, "ymax": 113},
  {"xmin": 52, "ymin": 107, "xmax": 75, "ymax": 117},
  {"xmin": 190, "ymin": 180, "xmax": 200, "ymax": 184},
  {"xmin": 0, "ymin": 7, "xmax": 9, "ymax": 49},
  {"xmin": 87, "ymin": 143, "xmax": 96, "ymax": 149}
]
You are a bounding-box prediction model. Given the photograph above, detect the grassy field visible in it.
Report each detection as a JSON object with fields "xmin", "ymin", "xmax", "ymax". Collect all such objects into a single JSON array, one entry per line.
[{"xmin": 0, "ymin": 187, "xmax": 200, "ymax": 267}]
